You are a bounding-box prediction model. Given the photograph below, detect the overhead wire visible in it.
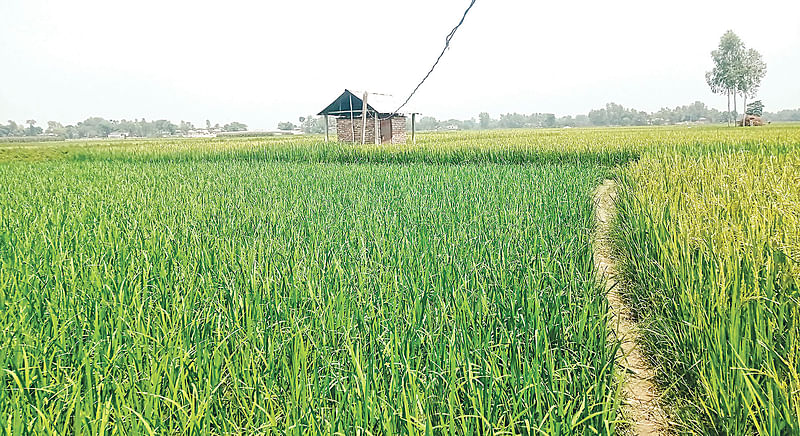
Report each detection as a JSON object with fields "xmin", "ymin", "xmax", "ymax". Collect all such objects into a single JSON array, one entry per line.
[{"xmin": 380, "ymin": 0, "xmax": 478, "ymax": 119}]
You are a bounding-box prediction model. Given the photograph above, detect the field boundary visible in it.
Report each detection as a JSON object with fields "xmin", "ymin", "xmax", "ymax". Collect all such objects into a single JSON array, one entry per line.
[{"xmin": 593, "ymin": 180, "xmax": 669, "ymax": 435}]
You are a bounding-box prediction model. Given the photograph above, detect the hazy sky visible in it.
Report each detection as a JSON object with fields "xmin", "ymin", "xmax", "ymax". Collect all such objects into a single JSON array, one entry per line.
[{"xmin": 1, "ymin": 0, "xmax": 798, "ymax": 129}]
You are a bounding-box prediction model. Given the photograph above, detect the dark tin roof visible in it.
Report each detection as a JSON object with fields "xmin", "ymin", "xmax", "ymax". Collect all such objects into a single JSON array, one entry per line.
[{"xmin": 318, "ymin": 89, "xmax": 398, "ymax": 117}]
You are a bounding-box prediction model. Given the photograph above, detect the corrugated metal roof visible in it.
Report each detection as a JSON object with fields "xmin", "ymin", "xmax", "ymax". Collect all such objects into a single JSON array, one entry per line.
[{"xmin": 318, "ymin": 89, "xmax": 418, "ymax": 117}]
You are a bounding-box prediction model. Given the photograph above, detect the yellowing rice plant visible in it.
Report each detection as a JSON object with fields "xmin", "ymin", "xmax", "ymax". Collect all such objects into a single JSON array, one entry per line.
[
  {"xmin": 615, "ymin": 150, "xmax": 800, "ymax": 434},
  {"xmin": 2, "ymin": 124, "xmax": 799, "ymax": 165}
]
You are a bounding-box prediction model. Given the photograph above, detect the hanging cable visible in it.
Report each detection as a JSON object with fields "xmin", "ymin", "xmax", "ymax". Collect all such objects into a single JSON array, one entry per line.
[{"xmin": 383, "ymin": 0, "xmax": 478, "ymax": 118}]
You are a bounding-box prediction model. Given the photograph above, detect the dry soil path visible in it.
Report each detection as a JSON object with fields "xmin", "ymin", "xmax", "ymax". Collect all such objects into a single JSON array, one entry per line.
[{"xmin": 593, "ymin": 180, "xmax": 669, "ymax": 435}]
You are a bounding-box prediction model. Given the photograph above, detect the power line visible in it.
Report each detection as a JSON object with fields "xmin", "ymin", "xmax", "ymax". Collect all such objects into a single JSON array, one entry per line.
[{"xmin": 386, "ymin": 0, "xmax": 478, "ymax": 117}]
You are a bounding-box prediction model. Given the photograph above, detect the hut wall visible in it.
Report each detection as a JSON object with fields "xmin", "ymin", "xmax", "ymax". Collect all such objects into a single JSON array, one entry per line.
[
  {"xmin": 336, "ymin": 116, "xmax": 407, "ymax": 144},
  {"xmin": 336, "ymin": 118, "xmax": 376, "ymax": 143},
  {"xmin": 391, "ymin": 116, "xmax": 407, "ymax": 144}
]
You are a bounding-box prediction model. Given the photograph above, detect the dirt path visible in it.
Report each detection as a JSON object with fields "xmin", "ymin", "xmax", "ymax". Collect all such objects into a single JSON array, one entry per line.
[{"xmin": 593, "ymin": 180, "xmax": 669, "ymax": 435}]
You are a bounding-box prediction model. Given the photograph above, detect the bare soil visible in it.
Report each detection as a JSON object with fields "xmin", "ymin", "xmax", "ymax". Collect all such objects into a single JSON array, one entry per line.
[{"xmin": 593, "ymin": 180, "xmax": 670, "ymax": 435}]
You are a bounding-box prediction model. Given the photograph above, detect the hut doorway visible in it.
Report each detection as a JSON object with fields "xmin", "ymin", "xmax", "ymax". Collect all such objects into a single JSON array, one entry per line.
[{"xmin": 380, "ymin": 119, "xmax": 392, "ymax": 144}]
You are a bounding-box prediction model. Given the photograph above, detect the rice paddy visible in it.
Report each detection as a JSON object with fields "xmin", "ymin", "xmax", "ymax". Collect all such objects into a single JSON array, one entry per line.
[
  {"xmin": 614, "ymin": 149, "xmax": 800, "ymax": 434},
  {"xmin": 1, "ymin": 125, "xmax": 799, "ymax": 434}
]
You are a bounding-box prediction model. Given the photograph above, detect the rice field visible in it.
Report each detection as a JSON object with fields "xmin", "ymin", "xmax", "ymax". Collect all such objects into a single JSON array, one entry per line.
[
  {"xmin": 1, "ymin": 125, "xmax": 799, "ymax": 435},
  {"xmin": 0, "ymin": 159, "xmax": 618, "ymax": 434},
  {"xmin": 614, "ymin": 149, "xmax": 800, "ymax": 434}
]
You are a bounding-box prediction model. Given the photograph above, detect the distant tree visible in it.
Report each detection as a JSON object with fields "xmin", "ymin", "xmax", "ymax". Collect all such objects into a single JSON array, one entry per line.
[
  {"xmin": 46, "ymin": 121, "xmax": 66, "ymax": 136},
  {"xmin": 763, "ymin": 108, "xmax": 800, "ymax": 122},
  {"xmin": 62, "ymin": 125, "xmax": 78, "ymax": 139},
  {"xmin": 137, "ymin": 118, "xmax": 150, "ymax": 137},
  {"xmin": 277, "ymin": 122, "xmax": 296, "ymax": 131},
  {"xmin": 588, "ymin": 108, "xmax": 608, "ymax": 126},
  {"xmin": 415, "ymin": 116, "xmax": 439, "ymax": 131},
  {"xmin": 153, "ymin": 120, "xmax": 177, "ymax": 136},
  {"xmin": 2, "ymin": 121, "xmax": 22, "ymax": 136},
  {"xmin": 603, "ymin": 103, "xmax": 624, "ymax": 125},
  {"xmin": 223, "ymin": 122, "xmax": 248, "ymax": 132},
  {"xmin": 746, "ymin": 100, "xmax": 764, "ymax": 117},
  {"xmin": 737, "ymin": 48, "xmax": 767, "ymax": 125},
  {"xmin": 206, "ymin": 120, "xmax": 212, "ymax": 130},
  {"xmin": 26, "ymin": 120, "xmax": 42, "ymax": 136},
  {"xmin": 479, "ymin": 112, "xmax": 490, "ymax": 129},
  {"xmin": 706, "ymin": 31, "xmax": 745, "ymax": 125},
  {"xmin": 300, "ymin": 116, "xmax": 326, "ymax": 134},
  {"xmin": 556, "ymin": 115, "xmax": 575, "ymax": 127},
  {"xmin": 77, "ymin": 117, "xmax": 113, "ymax": 137},
  {"xmin": 499, "ymin": 113, "xmax": 526, "ymax": 128},
  {"xmin": 460, "ymin": 118, "xmax": 478, "ymax": 130},
  {"xmin": 178, "ymin": 121, "xmax": 195, "ymax": 134},
  {"xmin": 98, "ymin": 119, "xmax": 113, "ymax": 137},
  {"xmin": 573, "ymin": 114, "xmax": 591, "ymax": 127}
]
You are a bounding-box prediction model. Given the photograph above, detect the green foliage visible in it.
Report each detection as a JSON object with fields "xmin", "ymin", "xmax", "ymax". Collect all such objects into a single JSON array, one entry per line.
[
  {"xmin": 299, "ymin": 116, "xmax": 326, "ymax": 134},
  {"xmin": 407, "ymin": 101, "xmax": 741, "ymax": 130},
  {"xmin": 0, "ymin": 118, "xmax": 250, "ymax": 139},
  {"xmin": 277, "ymin": 122, "xmax": 296, "ymax": 131},
  {"xmin": 0, "ymin": 121, "xmax": 24, "ymax": 137},
  {"xmin": 0, "ymin": 155, "xmax": 618, "ymax": 434},
  {"xmin": 222, "ymin": 121, "xmax": 248, "ymax": 132},
  {"xmin": 706, "ymin": 30, "xmax": 744, "ymax": 97},
  {"xmin": 25, "ymin": 120, "xmax": 43, "ymax": 136},
  {"xmin": 178, "ymin": 120, "xmax": 195, "ymax": 134},
  {"xmin": 739, "ymin": 49, "xmax": 767, "ymax": 100},
  {"xmin": 479, "ymin": 112, "xmax": 490, "ymax": 129},
  {"xmin": 764, "ymin": 108, "xmax": 800, "ymax": 122},
  {"xmin": 746, "ymin": 100, "xmax": 764, "ymax": 117},
  {"xmin": 415, "ymin": 116, "xmax": 440, "ymax": 131}
]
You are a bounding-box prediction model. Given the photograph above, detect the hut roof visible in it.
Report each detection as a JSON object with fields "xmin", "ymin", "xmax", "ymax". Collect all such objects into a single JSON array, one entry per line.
[{"xmin": 318, "ymin": 89, "xmax": 414, "ymax": 117}]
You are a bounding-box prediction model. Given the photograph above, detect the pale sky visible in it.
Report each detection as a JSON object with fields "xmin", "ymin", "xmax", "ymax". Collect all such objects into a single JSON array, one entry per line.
[{"xmin": 1, "ymin": 0, "xmax": 798, "ymax": 129}]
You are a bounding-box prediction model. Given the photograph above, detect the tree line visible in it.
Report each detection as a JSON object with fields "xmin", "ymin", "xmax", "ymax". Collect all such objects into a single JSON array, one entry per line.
[
  {"xmin": 415, "ymin": 102, "xmax": 796, "ymax": 131},
  {"xmin": 291, "ymin": 101, "xmax": 799, "ymax": 134},
  {"xmin": 6, "ymin": 101, "xmax": 798, "ymax": 139},
  {"xmin": 0, "ymin": 118, "xmax": 248, "ymax": 138}
]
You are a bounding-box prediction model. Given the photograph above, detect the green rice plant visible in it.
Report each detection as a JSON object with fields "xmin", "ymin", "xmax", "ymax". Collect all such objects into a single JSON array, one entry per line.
[
  {"xmin": 0, "ymin": 159, "xmax": 618, "ymax": 434},
  {"xmin": 614, "ymin": 150, "xmax": 800, "ymax": 434},
  {"xmin": 4, "ymin": 125, "xmax": 800, "ymax": 435}
]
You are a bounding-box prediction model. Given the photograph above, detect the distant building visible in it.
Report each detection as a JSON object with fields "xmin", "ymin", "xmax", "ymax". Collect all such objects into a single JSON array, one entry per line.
[
  {"xmin": 108, "ymin": 132, "xmax": 129, "ymax": 139},
  {"xmin": 318, "ymin": 89, "xmax": 415, "ymax": 144}
]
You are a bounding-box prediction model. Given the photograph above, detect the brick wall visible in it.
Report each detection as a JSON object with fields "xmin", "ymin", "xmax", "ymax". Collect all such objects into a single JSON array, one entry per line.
[
  {"xmin": 336, "ymin": 115, "xmax": 407, "ymax": 144},
  {"xmin": 336, "ymin": 118, "xmax": 376, "ymax": 143},
  {"xmin": 391, "ymin": 116, "xmax": 407, "ymax": 144}
]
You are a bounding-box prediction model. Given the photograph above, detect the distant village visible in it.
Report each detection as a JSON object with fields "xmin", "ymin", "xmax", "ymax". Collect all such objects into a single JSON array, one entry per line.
[
  {"xmin": 3, "ymin": 101, "xmax": 800, "ymax": 141},
  {"xmin": 0, "ymin": 118, "xmax": 303, "ymax": 140}
]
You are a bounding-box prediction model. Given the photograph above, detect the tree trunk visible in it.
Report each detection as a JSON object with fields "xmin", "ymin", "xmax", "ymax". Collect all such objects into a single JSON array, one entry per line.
[
  {"xmin": 733, "ymin": 92, "xmax": 737, "ymax": 122},
  {"xmin": 742, "ymin": 94, "xmax": 748, "ymax": 126},
  {"xmin": 727, "ymin": 90, "xmax": 731, "ymax": 126}
]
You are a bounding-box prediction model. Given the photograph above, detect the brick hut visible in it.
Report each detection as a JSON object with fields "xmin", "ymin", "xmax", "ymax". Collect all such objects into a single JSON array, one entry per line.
[{"xmin": 318, "ymin": 89, "xmax": 417, "ymax": 144}]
